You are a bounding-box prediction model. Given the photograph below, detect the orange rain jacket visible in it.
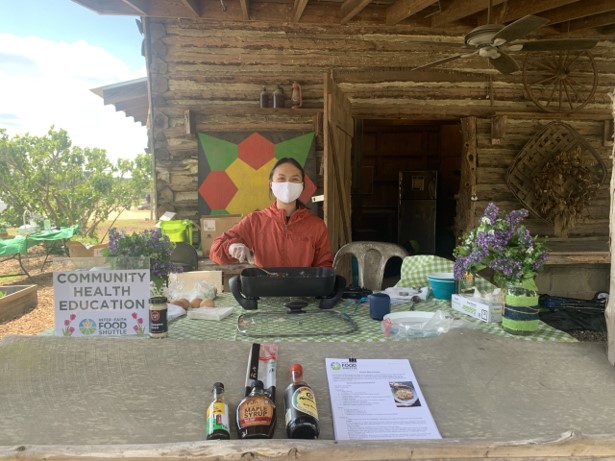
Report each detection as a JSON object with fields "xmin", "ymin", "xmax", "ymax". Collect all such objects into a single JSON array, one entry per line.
[{"xmin": 209, "ymin": 203, "xmax": 333, "ymax": 268}]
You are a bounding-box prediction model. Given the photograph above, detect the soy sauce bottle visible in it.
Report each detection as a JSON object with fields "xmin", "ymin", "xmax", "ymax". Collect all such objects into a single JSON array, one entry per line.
[
  {"xmin": 236, "ymin": 380, "xmax": 276, "ymax": 439},
  {"xmin": 284, "ymin": 363, "xmax": 320, "ymax": 439},
  {"xmin": 206, "ymin": 382, "xmax": 230, "ymax": 440}
]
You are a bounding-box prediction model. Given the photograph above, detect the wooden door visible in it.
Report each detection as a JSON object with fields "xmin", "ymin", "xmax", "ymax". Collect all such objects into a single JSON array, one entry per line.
[{"xmin": 323, "ymin": 71, "xmax": 353, "ymax": 254}]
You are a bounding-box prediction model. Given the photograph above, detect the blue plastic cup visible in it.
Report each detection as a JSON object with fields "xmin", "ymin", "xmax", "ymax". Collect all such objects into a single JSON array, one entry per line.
[{"xmin": 368, "ymin": 293, "xmax": 391, "ymax": 320}]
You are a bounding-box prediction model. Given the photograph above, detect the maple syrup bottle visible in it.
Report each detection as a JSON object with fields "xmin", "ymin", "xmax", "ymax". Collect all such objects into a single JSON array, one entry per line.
[
  {"xmin": 206, "ymin": 382, "xmax": 231, "ymax": 440},
  {"xmin": 284, "ymin": 363, "xmax": 320, "ymax": 439},
  {"xmin": 236, "ymin": 380, "xmax": 276, "ymax": 439}
]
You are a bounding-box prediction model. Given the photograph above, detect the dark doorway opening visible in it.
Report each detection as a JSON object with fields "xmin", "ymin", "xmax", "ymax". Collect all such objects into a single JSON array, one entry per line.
[{"xmin": 351, "ymin": 119, "xmax": 462, "ymax": 261}]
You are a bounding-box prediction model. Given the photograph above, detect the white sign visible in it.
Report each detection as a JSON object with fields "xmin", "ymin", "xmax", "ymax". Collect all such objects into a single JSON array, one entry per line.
[
  {"xmin": 325, "ymin": 358, "xmax": 441, "ymax": 440},
  {"xmin": 53, "ymin": 269, "xmax": 150, "ymax": 337}
]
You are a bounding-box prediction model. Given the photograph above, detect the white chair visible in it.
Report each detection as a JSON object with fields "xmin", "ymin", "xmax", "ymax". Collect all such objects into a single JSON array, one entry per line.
[{"xmin": 333, "ymin": 241, "xmax": 409, "ymax": 291}]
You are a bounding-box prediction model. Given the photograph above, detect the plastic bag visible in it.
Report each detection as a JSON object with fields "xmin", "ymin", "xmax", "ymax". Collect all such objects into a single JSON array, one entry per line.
[
  {"xmin": 167, "ymin": 278, "xmax": 217, "ymax": 309},
  {"xmin": 381, "ymin": 310, "xmax": 477, "ymax": 339},
  {"xmin": 189, "ymin": 280, "xmax": 217, "ymax": 301}
]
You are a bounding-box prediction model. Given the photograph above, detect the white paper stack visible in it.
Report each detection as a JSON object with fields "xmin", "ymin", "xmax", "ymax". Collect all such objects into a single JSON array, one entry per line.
[{"xmin": 186, "ymin": 307, "xmax": 234, "ymax": 321}]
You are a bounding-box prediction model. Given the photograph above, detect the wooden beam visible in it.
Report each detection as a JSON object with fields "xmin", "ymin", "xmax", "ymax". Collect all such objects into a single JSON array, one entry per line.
[
  {"xmin": 239, "ymin": 0, "xmax": 250, "ymax": 20},
  {"xmin": 184, "ymin": 109, "xmax": 196, "ymax": 136},
  {"xmin": 292, "ymin": 0, "xmax": 310, "ymax": 22},
  {"xmin": 120, "ymin": 0, "xmax": 148, "ymax": 16},
  {"xmin": 539, "ymin": 0, "xmax": 615, "ymax": 26},
  {"xmin": 431, "ymin": 0, "xmax": 506, "ymax": 27},
  {"xmin": 563, "ymin": 10, "xmax": 615, "ymax": 31},
  {"xmin": 604, "ymin": 119, "xmax": 614, "ymax": 147},
  {"xmin": 607, "ymin": 83, "xmax": 615, "ymax": 364},
  {"xmin": 386, "ymin": 0, "xmax": 437, "ymax": 26},
  {"xmin": 333, "ymin": 68, "xmax": 487, "ymax": 83},
  {"xmin": 340, "ymin": 0, "xmax": 373, "ymax": 24},
  {"xmin": 500, "ymin": 0, "xmax": 579, "ymax": 23},
  {"xmin": 180, "ymin": 0, "xmax": 202, "ymax": 17},
  {"xmin": 493, "ymin": 110, "xmax": 611, "ymax": 120}
]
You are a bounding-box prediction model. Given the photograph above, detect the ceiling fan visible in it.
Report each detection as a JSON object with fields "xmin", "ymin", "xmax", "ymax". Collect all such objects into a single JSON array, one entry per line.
[{"xmin": 412, "ymin": 12, "xmax": 598, "ymax": 75}]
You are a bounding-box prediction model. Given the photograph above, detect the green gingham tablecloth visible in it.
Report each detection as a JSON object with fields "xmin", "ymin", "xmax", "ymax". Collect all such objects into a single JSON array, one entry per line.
[
  {"xmin": 168, "ymin": 292, "xmax": 577, "ymax": 343},
  {"xmin": 396, "ymin": 255, "xmax": 454, "ymax": 288}
]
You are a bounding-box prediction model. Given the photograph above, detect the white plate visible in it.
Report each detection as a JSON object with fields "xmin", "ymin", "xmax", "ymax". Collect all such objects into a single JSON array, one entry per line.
[
  {"xmin": 391, "ymin": 385, "xmax": 419, "ymax": 406},
  {"xmin": 383, "ymin": 311, "xmax": 435, "ymax": 324}
]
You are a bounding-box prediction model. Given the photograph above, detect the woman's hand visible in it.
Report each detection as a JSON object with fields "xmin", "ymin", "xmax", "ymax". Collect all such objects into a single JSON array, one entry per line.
[{"xmin": 229, "ymin": 243, "xmax": 251, "ymax": 263}]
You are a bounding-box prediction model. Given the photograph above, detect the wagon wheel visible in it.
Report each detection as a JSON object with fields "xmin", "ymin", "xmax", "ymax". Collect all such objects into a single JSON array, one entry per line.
[{"xmin": 522, "ymin": 50, "xmax": 598, "ymax": 113}]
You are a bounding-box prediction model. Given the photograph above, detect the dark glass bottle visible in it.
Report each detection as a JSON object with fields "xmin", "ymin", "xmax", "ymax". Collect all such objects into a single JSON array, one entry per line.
[
  {"xmin": 236, "ymin": 379, "xmax": 276, "ymax": 439},
  {"xmin": 259, "ymin": 86, "xmax": 269, "ymax": 108},
  {"xmin": 273, "ymin": 85, "xmax": 284, "ymax": 108},
  {"xmin": 284, "ymin": 363, "xmax": 319, "ymax": 439},
  {"xmin": 206, "ymin": 382, "xmax": 231, "ymax": 440}
]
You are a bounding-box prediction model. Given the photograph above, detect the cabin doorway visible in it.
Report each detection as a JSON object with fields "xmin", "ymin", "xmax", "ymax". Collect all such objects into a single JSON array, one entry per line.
[{"xmin": 351, "ymin": 119, "xmax": 462, "ymax": 259}]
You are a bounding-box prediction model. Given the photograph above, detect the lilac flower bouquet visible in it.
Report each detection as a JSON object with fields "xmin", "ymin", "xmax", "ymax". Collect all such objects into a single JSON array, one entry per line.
[
  {"xmin": 105, "ymin": 228, "xmax": 183, "ymax": 294},
  {"xmin": 453, "ymin": 203, "xmax": 548, "ymax": 287}
]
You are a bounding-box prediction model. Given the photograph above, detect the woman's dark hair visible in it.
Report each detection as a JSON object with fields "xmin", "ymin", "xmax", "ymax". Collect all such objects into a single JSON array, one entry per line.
[{"xmin": 268, "ymin": 157, "xmax": 305, "ymax": 182}]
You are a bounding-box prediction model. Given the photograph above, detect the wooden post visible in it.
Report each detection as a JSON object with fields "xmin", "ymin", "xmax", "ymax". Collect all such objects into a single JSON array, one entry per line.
[
  {"xmin": 455, "ymin": 116, "xmax": 478, "ymax": 236},
  {"xmin": 607, "ymin": 89, "xmax": 615, "ymax": 365}
]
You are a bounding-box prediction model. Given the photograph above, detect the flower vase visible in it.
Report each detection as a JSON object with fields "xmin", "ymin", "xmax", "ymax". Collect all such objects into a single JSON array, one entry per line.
[
  {"xmin": 151, "ymin": 274, "xmax": 169, "ymax": 297},
  {"xmin": 501, "ymin": 277, "xmax": 540, "ymax": 335},
  {"xmin": 456, "ymin": 271, "xmax": 476, "ymax": 296}
]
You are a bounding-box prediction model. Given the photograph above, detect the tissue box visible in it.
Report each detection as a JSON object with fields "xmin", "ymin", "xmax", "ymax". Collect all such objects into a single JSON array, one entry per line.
[{"xmin": 451, "ymin": 294, "xmax": 502, "ymax": 323}]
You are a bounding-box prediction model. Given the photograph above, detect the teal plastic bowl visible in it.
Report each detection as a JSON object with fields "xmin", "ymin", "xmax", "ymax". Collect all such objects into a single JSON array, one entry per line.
[{"xmin": 427, "ymin": 273, "xmax": 455, "ymax": 300}]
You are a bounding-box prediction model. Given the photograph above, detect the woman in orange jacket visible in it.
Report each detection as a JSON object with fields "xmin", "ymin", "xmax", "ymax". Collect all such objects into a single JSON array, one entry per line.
[{"xmin": 209, "ymin": 157, "xmax": 333, "ymax": 268}]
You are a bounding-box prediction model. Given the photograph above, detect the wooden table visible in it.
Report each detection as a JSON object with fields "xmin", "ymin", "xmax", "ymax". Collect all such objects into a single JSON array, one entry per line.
[{"xmin": 1, "ymin": 332, "xmax": 614, "ymax": 460}]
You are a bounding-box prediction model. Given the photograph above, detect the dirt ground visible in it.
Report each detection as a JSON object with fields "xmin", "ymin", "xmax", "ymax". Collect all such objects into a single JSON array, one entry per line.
[{"xmin": 0, "ymin": 249, "xmax": 57, "ymax": 337}]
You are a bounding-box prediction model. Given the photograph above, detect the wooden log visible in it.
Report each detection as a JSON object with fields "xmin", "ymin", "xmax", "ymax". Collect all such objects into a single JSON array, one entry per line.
[{"xmin": 5, "ymin": 431, "xmax": 615, "ymax": 461}]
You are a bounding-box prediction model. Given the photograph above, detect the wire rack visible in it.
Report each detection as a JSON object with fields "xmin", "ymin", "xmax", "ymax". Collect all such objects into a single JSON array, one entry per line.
[{"xmin": 237, "ymin": 310, "xmax": 357, "ymax": 337}]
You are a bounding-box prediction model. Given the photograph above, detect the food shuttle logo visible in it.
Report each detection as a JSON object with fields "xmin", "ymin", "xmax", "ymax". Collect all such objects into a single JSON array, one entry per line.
[
  {"xmin": 330, "ymin": 358, "xmax": 357, "ymax": 371},
  {"xmin": 79, "ymin": 319, "xmax": 97, "ymax": 335}
]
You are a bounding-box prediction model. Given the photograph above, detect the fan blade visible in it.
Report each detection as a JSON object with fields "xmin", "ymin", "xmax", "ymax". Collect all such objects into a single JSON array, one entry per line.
[
  {"xmin": 492, "ymin": 15, "xmax": 550, "ymax": 45},
  {"xmin": 519, "ymin": 39, "xmax": 598, "ymax": 51},
  {"xmin": 410, "ymin": 52, "xmax": 477, "ymax": 72},
  {"xmin": 489, "ymin": 51, "xmax": 520, "ymax": 75}
]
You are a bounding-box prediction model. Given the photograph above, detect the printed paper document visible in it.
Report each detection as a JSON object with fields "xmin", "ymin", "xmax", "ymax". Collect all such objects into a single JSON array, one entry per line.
[{"xmin": 325, "ymin": 358, "xmax": 441, "ymax": 440}]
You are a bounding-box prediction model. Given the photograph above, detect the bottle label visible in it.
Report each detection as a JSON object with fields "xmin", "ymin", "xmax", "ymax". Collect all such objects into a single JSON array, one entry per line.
[
  {"xmin": 292, "ymin": 386, "xmax": 319, "ymax": 419},
  {"xmin": 206, "ymin": 402, "xmax": 230, "ymax": 435},
  {"xmin": 237, "ymin": 395, "xmax": 274, "ymax": 428},
  {"xmin": 149, "ymin": 308, "xmax": 168, "ymax": 335}
]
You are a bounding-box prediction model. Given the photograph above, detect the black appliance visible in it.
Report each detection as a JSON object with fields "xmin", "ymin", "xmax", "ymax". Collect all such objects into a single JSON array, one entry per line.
[{"xmin": 398, "ymin": 170, "xmax": 437, "ymax": 254}]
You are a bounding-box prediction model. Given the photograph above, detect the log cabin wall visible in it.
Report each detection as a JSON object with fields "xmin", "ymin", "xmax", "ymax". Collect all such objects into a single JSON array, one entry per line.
[{"xmin": 144, "ymin": 17, "xmax": 615, "ymax": 296}]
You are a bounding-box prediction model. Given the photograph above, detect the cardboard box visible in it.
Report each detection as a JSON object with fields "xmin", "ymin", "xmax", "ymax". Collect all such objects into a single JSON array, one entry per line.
[
  {"xmin": 200, "ymin": 215, "xmax": 242, "ymax": 257},
  {"xmin": 451, "ymin": 294, "xmax": 502, "ymax": 323}
]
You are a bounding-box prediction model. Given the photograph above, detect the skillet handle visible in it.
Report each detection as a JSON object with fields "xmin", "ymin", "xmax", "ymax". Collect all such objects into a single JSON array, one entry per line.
[
  {"xmin": 319, "ymin": 275, "xmax": 346, "ymax": 309},
  {"xmin": 229, "ymin": 275, "xmax": 258, "ymax": 310}
]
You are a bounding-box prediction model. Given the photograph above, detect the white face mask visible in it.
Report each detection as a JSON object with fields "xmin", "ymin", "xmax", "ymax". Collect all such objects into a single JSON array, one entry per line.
[{"xmin": 271, "ymin": 181, "xmax": 303, "ymax": 204}]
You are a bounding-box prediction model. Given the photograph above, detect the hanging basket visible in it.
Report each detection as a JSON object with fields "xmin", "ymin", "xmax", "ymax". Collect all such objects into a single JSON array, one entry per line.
[{"xmin": 506, "ymin": 121, "xmax": 606, "ymax": 222}]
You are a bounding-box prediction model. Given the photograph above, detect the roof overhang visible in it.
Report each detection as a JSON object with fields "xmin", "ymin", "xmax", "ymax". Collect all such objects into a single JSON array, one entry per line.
[{"xmin": 91, "ymin": 77, "xmax": 148, "ymax": 126}]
